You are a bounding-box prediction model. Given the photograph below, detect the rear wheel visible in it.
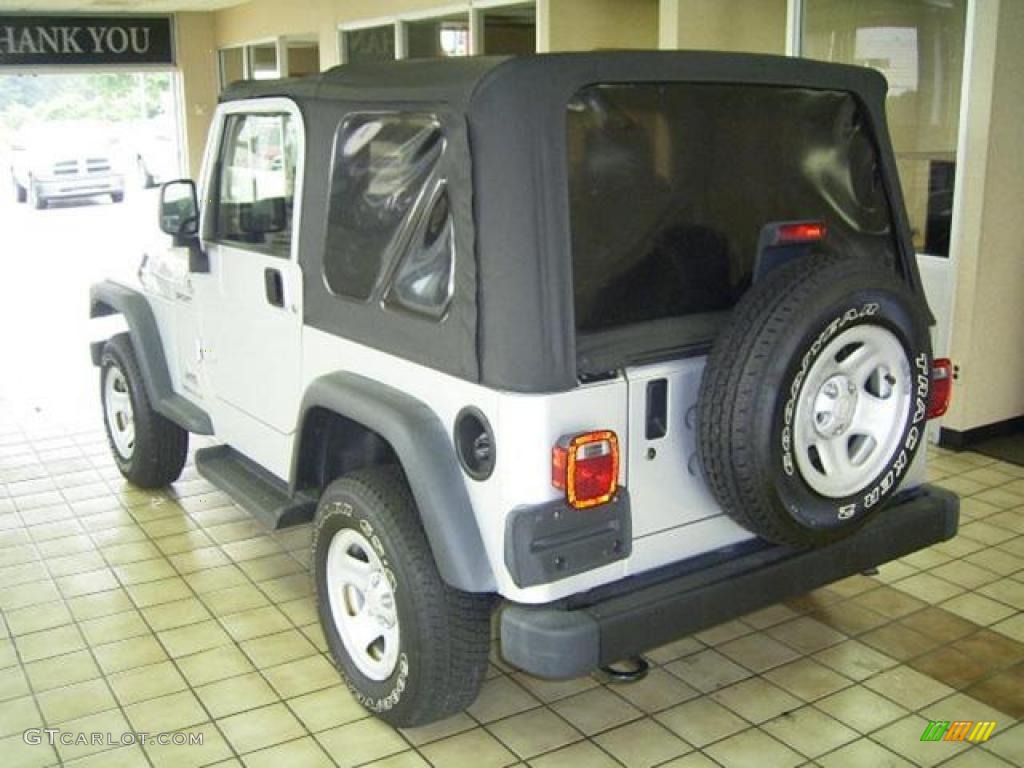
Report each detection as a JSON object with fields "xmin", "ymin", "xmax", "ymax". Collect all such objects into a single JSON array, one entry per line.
[
  {"xmin": 100, "ymin": 334, "xmax": 188, "ymax": 488},
  {"xmin": 12, "ymin": 176, "xmax": 26, "ymax": 203},
  {"xmin": 313, "ymin": 467, "xmax": 492, "ymax": 727},
  {"xmin": 111, "ymin": 191, "xmax": 125, "ymax": 204},
  {"xmin": 697, "ymin": 254, "xmax": 932, "ymax": 548},
  {"xmin": 28, "ymin": 177, "xmax": 46, "ymax": 210}
]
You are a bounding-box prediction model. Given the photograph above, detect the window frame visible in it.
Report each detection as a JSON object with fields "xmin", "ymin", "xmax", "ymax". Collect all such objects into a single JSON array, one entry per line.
[{"xmin": 200, "ymin": 97, "xmax": 306, "ymax": 264}]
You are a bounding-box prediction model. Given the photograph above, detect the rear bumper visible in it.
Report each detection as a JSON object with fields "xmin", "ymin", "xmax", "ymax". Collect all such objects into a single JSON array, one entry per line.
[{"xmin": 500, "ymin": 485, "xmax": 958, "ymax": 679}]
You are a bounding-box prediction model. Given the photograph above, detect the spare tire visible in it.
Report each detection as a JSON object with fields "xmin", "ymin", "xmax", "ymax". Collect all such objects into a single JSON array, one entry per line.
[{"xmin": 697, "ymin": 253, "xmax": 932, "ymax": 548}]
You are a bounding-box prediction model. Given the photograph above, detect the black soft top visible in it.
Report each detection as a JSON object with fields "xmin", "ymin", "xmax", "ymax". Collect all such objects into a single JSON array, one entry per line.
[{"xmin": 220, "ymin": 52, "xmax": 919, "ymax": 394}]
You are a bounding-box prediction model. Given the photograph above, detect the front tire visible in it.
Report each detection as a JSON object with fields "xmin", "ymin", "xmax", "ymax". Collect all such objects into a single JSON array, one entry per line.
[
  {"xmin": 13, "ymin": 176, "xmax": 26, "ymax": 203},
  {"xmin": 313, "ymin": 467, "xmax": 492, "ymax": 727},
  {"xmin": 28, "ymin": 177, "xmax": 46, "ymax": 209},
  {"xmin": 100, "ymin": 334, "xmax": 188, "ymax": 488}
]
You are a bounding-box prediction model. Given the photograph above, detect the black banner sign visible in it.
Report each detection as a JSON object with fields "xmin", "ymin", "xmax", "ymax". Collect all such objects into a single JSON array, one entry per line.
[{"xmin": 0, "ymin": 15, "xmax": 174, "ymax": 67}]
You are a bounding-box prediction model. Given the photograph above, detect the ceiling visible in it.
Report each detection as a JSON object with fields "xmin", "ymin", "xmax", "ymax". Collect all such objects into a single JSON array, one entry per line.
[{"xmin": 0, "ymin": 0, "xmax": 243, "ymax": 11}]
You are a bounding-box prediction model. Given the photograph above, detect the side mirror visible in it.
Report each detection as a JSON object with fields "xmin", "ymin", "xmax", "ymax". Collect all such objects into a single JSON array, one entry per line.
[
  {"xmin": 159, "ymin": 179, "xmax": 209, "ymax": 273},
  {"xmin": 159, "ymin": 179, "xmax": 200, "ymax": 240}
]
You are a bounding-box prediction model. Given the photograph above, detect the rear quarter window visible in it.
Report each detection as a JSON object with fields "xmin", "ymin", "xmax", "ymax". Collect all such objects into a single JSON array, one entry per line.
[{"xmin": 324, "ymin": 113, "xmax": 453, "ymax": 315}]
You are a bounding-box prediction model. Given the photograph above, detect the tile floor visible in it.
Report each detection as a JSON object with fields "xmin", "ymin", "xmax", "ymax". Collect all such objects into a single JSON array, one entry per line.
[{"xmin": 1, "ymin": 404, "xmax": 1022, "ymax": 767}]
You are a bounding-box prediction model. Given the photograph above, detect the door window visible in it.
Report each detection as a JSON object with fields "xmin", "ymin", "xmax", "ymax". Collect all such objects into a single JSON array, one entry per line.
[{"xmin": 211, "ymin": 112, "xmax": 298, "ymax": 258}]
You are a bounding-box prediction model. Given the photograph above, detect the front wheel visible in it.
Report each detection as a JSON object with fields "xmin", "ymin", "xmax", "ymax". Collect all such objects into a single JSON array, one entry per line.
[
  {"xmin": 313, "ymin": 467, "xmax": 492, "ymax": 727},
  {"xmin": 100, "ymin": 334, "xmax": 188, "ymax": 488},
  {"xmin": 28, "ymin": 177, "xmax": 46, "ymax": 210}
]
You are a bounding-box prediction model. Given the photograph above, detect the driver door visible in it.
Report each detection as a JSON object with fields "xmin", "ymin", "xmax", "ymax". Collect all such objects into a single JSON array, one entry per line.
[{"xmin": 194, "ymin": 100, "xmax": 304, "ymax": 474}]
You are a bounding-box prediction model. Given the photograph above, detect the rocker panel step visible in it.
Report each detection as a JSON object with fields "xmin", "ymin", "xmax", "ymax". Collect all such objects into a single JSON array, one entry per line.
[{"xmin": 195, "ymin": 445, "xmax": 315, "ymax": 530}]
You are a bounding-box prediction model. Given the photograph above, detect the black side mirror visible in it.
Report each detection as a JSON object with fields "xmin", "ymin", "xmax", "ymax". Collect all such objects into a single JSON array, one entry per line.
[
  {"xmin": 159, "ymin": 179, "xmax": 209, "ymax": 273},
  {"xmin": 159, "ymin": 179, "xmax": 200, "ymax": 240}
]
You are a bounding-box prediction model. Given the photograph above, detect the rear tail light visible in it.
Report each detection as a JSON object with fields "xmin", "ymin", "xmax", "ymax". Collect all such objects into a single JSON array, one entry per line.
[
  {"xmin": 552, "ymin": 431, "xmax": 620, "ymax": 509},
  {"xmin": 927, "ymin": 358, "xmax": 953, "ymax": 419},
  {"xmin": 775, "ymin": 221, "xmax": 827, "ymax": 245}
]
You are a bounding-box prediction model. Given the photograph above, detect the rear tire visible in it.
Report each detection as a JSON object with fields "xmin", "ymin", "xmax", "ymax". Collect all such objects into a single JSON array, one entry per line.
[
  {"xmin": 111, "ymin": 191, "xmax": 125, "ymax": 204},
  {"xmin": 100, "ymin": 333, "xmax": 188, "ymax": 488},
  {"xmin": 13, "ymin": 176, "xmax": 26, "ymax": 203},
  {"xmin": 313, "ymin": 467, "xmax": 492, "ymax": 727},
  {"xmin": 28, "ymin": 178, "xmax": 46, "ymax": 210},
  {"xmin": 697, "ymin": 254, "xmax": 932, "ymax": 548}
]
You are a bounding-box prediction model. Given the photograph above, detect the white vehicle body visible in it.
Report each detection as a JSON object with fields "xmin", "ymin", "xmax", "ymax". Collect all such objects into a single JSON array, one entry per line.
[{"xmin": 134, "ymin": 95, "xmax": 926, "ymax": 605}]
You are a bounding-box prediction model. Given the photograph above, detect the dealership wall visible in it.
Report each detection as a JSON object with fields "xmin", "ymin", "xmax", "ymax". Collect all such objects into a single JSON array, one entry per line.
[
  {"xmin": 175, "ymin": 12, "xmax": 218, "ymax": 179},
  {"xmin": 659, "ymin": 0, "xmax": 786, "ymax": 53},
  {"xmin": 944, "ymin": 0, "xmax": 1024, "ymax": 432}
]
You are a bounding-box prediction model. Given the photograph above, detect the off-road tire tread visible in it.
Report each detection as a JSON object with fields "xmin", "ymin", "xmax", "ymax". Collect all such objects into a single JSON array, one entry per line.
[
  {"xmin": 101, "ymin": 333, "xmax": 188, "ymax": 488},
  {"xmin": 698, "ymin": 253, "xmax": 904, "ymax": 547},
  {"xmin": 313, "ymin": 466, "xmax": 491, "ymax": 727}
]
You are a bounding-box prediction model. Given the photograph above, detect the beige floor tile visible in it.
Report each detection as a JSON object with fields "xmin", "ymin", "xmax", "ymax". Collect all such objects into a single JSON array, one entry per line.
[
  {"xmin": 56, "ymin": 567, "xmax": 120, "ymax": 598},
  {"xmin": 0, "ymin": 694, "xmax": 44, "ymax": 737},
  {"xmin": 36, "ymin": 677, "xmax": 119, "ymax": 723},
  {"xmin": 983, "ymin": 720, "xmax": 1024, "ymax": 764},
  {"xmin": 124, "ymin": 576, "xmax": 193, "ymax": 607},
  {"xmin": 109, "ymin": 659, "xmax": 188, "ymax": 706},
  {"xmin": 79, "ymin": 609, "xmax": 151, "ymax": 646},
  {"xmin": 891, "ymin": 572, "xmax": 966, "ymax": 604},
  {"xmin": 814, "ymin": 684, "xmax": 910, "ymax": 734},
  {"xmin": 933, "ymin": 560, "xmax": 1001, "ymax": 589},
  {"xmin": 815, "ymin": 737, "xmax": 913, "ymax": 767},
  {"xmin": 142, "ymin": 597, "xmax": 213, "ymax": 632},
  {"xmin": 487, "ymin": 706, "xmax": 582, "ymax": 759},
  {"xmin": 24, "ymin": 648, "xmax": 100, "ymax": 691},
  {"xmin": 196, "ymin": 671, "xmax": 280, "ymax": 719},
  {"xmin": 694, "ymin": 619, "xmax": 753, "ymax": 646},
  {"xmin": 0, "ymin": 665, "xmax": 31, "ymax": 702},
  {"xmin": 762, "ymin": 705, "xmax": 858, "ymax": 759},
  {"xmin": 0, "ymin": 730, "xmax": 58, "ymax": 768},
  {"xmin": 418, "ymin": 726, "xmax": 516, "ymax": 768},
  {"xmin": 763, "ymin": 657, "xmax": 853, "ymax": 702},
  {"xmin": 466, "ymin": 675, "xmax": 539, "ymax": 723},
  {"xmin": 240, "ymin": 629, "xmax": 317, "ymax": 668},
  {"xmin": 115, "ymin": 558, "xmax": 179, "ymax": 586},
  {"xmin": 664, "ymin": 649, "xmax": 752, "ymax": 693},
  {"xmin": 977, "ymin": 578, "xmax": 1024, "ymax": 610},
  {"xmin": 812, "ymin": 639, "xmax": 899, "ymax": 681},
  {"xmin": 201, "ymin": 582, "xmax": 270, "ymax": 614},
  {"xmin": 765, "ymin": 616, "xmax": 849, "ymax": 654},
  {"xmin": 316, "ymin": 716, "xmax": 409, "ymax": 767},
  {"xmin": 529, "ymin": 740, "xmax": 619, "ymax": 768},
  {"xmin": 242, "ymin": 735, "xmax": 334, "ymax": 768},
  {"xmin": 62, "ymin": 743, "xmax": 151, "ymax": 768},
  {"xmin": 655, "ymin": 697, "xmax": 747, "ymax": 748},
  {"xmin": 4, "ymin": 599, "xmax": 73, "ymax": 635},
  {"xmin": 14, "ymin": 622, "xmax": 86, "ymax": 662},
  {"xmin": 287, "ymin": 684, "xmax": 368, "ymax": 733},
  {"xmin": 872, "ymin": 714, "xmax": 969, "ymax": 767},
  {"xmin": 705, "ymin": 727, "xmax": 803, "ymax": 768},
  {"xmin": 67, "ymin": 588, "xmax": 135, "ymax": 620},
  {"xmin": 219, "ymin": 701, "xmax": 308, "ymax": 755},
  {"xmin": 643, "ymin": 635, "xmax": 704, "ymax": 664},
  {"xmin": 718, "ymin": 632, "xmax": 802, "ymax": 672},
  {"xmin": 158, "ymin": 619, "xmax": 234, "ymax": 657},
  {"xmin": 593, "ymin": 718, "xmax": 691, "ymax": 768},
  {"xmin": 399, "ymin": 712, "xmax": 477, "ymax": 747},
  {"xmin": 510, "ymin": 671, "xmax": 599, "ymax": 703},
  {"xmin": 710, "ymin": 676, "xmax": 802, "ymax": 724},
  {"xmin": 55, "ymin": 708, "xmax": 133, "ymax": 762},
  {"xmin": 991, "ymin": 612, "xmax": 1024, "ymax": 643},
  {"xmin": 125, "ymin": 689, "xmax": 208, "ymax": 734},
  {"xmin": 742, "ymin": 603, "xmax": 800, "ymax": 629},
  {"xmin": 550, "ymin": 686, "xmax": 642, "ymax": 735},
  {"xmin": 94, "ymin": 634, "xmax": 168, "ymax": 674},
  {"xmin": 143, "ymin": 721, "xmax": 233, "ymax": 768},
  {"xmin": 261, "ymin": 653, "xmax": 337, "ymax": 699},
  {"xmin": 863, "ymin": 666, "xmax": 955, "ymax": 710},
  {"xmin": 220, "ymin": 606, "xmax": 293, "ymax": 642},
  {"xmin": 941, "ymin": 592, "xmax": 1017, "ymax": 626},
  {"xmin": 608, "ymin": 667, "xmax": 699, "ymax": 714},
  {"xmin": 177, "ymin": 645, "xmax": 256, "ymax": 687},
  {"xmin": 360, "ymin": 751, "xmax": 430, "ymax": 768},
  {"xmin": 658, "ymin": 754, "xmax": 719, "ymax": 768}
]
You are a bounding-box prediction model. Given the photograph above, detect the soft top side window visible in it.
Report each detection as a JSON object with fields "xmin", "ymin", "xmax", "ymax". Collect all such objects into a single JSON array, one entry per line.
[{"xmin": 324, "ymin": 112, "xmax": 454, "ymax": 316}]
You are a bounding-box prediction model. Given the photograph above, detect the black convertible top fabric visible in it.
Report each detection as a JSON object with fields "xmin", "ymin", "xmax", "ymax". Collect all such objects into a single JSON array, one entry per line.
[{"xmin": 221, "ymin": 52, "xmax": 924, "ymax": 393}]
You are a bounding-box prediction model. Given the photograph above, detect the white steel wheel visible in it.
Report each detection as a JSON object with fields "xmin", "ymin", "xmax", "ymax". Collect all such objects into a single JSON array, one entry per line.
[
  {"xmin": 792, "ymin": 324, "xmax": 912, "ymax": 498},
  {"xmin": 326, "ymin": 528, "xmax": 400, "ymax": 681},
  {"xmin": 103, "ymin": 365, "xmax": 136, "ymax": 461}
]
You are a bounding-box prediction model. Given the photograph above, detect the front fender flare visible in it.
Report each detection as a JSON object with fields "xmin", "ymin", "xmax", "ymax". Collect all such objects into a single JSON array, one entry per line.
[{"xmin": 293, "ymin": 372, "xmax": 495, "ymax": 593}]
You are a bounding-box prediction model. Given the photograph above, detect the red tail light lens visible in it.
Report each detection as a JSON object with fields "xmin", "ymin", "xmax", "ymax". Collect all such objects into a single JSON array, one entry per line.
[
  {"xmin": 928, "ymin": 358, "xmax": 953, "ymax": 419},
  {"xmin": 775, "ymin": 221, "xmax": 827, "ymax": 244},
  {"xmin": 552, "ymin": 431, "xmax": 620, "ymax": 509}
]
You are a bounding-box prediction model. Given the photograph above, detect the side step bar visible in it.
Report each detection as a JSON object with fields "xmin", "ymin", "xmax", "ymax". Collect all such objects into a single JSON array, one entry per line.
[
  {"xmin": 195, "ymin": 445, "xmax": 316, "ymax": 530},
  {"xmin": 500, "ymin": 485, "xmax": 959, "ymax": 679}
]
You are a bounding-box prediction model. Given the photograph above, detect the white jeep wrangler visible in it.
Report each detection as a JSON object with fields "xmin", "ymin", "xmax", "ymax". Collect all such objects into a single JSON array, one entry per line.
[{"xmin": 90, "ymin": 52, "xmax": 958, "ymax": 727}]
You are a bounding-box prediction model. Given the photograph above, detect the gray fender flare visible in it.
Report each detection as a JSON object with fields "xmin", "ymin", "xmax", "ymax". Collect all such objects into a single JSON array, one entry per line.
[
  {"xmin": 294, "ymin": 372, "xmax": 496, "ymax": 593},
  {"xmin": 90, "ymin": 280, "xmax": 213, "ymax": 435}
]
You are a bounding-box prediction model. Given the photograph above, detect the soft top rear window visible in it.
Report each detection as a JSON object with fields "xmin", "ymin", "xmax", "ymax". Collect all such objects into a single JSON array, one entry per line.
[{"xmin": 568, "ymin": 82, "xmax": 897, "ymax": 373}]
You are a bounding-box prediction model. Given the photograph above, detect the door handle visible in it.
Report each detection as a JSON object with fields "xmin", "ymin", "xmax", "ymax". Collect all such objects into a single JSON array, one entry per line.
[{"xmin": 264, "ymin": 268, "xmax": 284, "ymax": 308}]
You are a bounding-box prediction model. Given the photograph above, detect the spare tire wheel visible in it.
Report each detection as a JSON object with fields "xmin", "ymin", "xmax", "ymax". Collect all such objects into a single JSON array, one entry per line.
[{"xmin": 697, "ymin": 253, "xmax": 932, "ymax": 548}]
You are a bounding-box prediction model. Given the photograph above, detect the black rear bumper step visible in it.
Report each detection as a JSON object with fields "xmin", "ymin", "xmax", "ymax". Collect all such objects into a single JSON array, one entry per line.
[{"xmin": 500, "ymin": 485, "xmax": 958, "ymax": 679}]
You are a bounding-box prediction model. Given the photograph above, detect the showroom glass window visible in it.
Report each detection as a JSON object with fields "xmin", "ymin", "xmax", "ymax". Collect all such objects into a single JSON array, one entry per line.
[
  {"xmin": 211, "ymin": 113, "xmax": 298, "ymax": 258},
  {"xmin": 343, "ymin": 26, "xmax": 396, "ymax": 64},
  {"xmin": 802, "ymin": 0, "xmax": 967, "ymax": 256}
]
